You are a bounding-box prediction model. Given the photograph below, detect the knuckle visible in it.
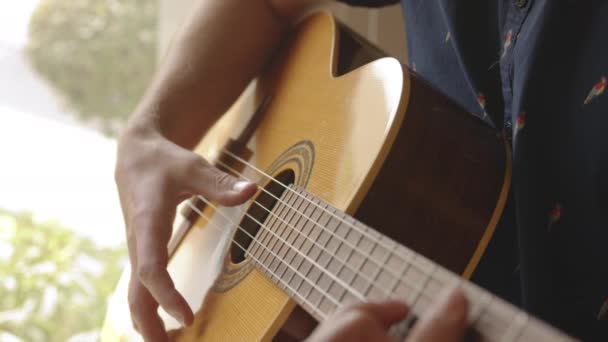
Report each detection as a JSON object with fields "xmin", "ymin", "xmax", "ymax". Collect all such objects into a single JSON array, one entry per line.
[
  {"xmin": 137, "ymin": 262, "xmax": 164, "ymax": 283},
  {"xmin": 183, "ymin": 153, "xmax": 203, "ymax": 174},
  {"xmin": 214, "ymin": 171, "xmax": 234, "ymax": 192}
]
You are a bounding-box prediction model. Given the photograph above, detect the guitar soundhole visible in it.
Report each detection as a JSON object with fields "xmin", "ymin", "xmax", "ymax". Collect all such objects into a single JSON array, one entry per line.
[{"xmin": 230, "ymin": 169, "xmax": 295, "ymax": 264}]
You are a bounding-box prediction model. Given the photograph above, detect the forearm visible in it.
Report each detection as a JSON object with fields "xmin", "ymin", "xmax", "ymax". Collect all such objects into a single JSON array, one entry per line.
[{"xmin": 128, "ymin": 0, "xmax": 328, "ymax": 149}]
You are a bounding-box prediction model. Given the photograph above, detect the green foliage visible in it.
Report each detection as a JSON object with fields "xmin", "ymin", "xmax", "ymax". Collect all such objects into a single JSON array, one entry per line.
[
  {"xmin": 26, "ymin": 0, "xmax": 158, "ymax": 136},
  {"xmin": 0, "ymin": 210, "xmax": 126, "ymax": 341}
]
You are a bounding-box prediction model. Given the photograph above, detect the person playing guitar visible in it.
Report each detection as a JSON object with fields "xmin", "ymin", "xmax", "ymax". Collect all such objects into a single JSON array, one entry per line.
[{"xmin": 114, "ymin": 0, "xmax": 608, "ymax": 341}]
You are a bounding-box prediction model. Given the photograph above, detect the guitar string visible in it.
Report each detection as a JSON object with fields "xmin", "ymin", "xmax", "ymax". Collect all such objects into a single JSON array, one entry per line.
[
  {"xmin": 208, "ymin": 151, "xmax": 520, "ymax": 335},
  {"xmin": 189, "ymin": 205, "xmax": 329, "ymax": 321},
  {"xmin": 186, "ymin": 199, "xmax": 343, "ymax": 309},
  {"xmin": 194, "ymin": 194, "xmax": 368, "ymax": 302},
  {"xmin": 221, "ymin": 149, "xmax": 407, "ymax": 256},
  {"xmin": 184, "ymin": 197, "xmax": 519, "ymax": 339},
  {"xmin": 212, "ymin": 159, "xmax": 433, "ymax": 299},
  {"xmin": 179, "ymin": 175, "xmax": 518, "ymax": 338},
  {"xmin": 187, "ymin": 173, "xmax": 449, "ymax": 315},
  {"xmin": 213, "ymin": 156, "xmax": 434, "ymax": 290},
  {"xmin": 180, "ymin": 151, "xmax": 517, "ymax": 335},
  {"xmin": 186, "ymin": 198, "xmax": 445, "ymax": 324}
]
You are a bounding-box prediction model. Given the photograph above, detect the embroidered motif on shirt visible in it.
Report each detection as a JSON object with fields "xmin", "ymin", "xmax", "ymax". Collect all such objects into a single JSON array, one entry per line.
[
  {"xmin": 516, "ymin": 112, "xmax": 526, "ymax": 131},
  {"xmin": 501, "ymin": 29, "xmax": 513, "ymax": 59},
  {"xmin": 597, "ymin": 298, "xmax": 608, "ymax": 321},
  {"xmin": 445, "ymin": 31, "xmax": 451, "ymax": 43},
  {"xmin": 584, "ymin": 76, "xmax": 607, "ymax": 105},
  {"xmin": 477, "ymin": 93, "xmax": 486, "ymax": 109},
  {"xmin": 476, "ymin": 93, "xmax": 488, "ymax": 118},
  {"xmin": 514, "ymin": 112, "xmax": 526, "ymax": 143},
  {"xmin": 547, "ymin": 202, "xmax": 562, "ymax": 231}
]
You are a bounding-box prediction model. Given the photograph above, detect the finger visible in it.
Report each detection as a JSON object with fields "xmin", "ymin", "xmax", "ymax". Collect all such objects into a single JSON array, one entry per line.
[
  {"xmin": 129, "ymin": 279, "xmax": 169, "ymax": 342},
  {"xmin": 308, "ymin": 304, "xmax": 398, "ymax": 342},
  {"xmin": 132, "ymin": 200, "xmax": 194, "ymax": 326},
  {"xmin": 186, "ymin": 156, "xmax": 257, "ymax": 206},
  {"xmin": 350, "ymin": 300, "xmax": 409, "ymax": 328},
  {"xmin": 407, "ymin": 288, "xmax": 468, "ymax": 342},
  {"xmin": 139, "ymin": 312, "xmax": 168, "ymax": 342}
]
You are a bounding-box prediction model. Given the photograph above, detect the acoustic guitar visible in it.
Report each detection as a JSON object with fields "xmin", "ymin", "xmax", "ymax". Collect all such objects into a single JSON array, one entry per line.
[{"xmin": 102, "ymin": 12, "xmax": 576, "ymax": 341}]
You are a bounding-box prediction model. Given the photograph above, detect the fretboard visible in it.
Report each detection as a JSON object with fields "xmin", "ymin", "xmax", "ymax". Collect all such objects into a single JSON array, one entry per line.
[{"xmin": 246, "ymin": 186, "xmax": 575, "ymax": 342}]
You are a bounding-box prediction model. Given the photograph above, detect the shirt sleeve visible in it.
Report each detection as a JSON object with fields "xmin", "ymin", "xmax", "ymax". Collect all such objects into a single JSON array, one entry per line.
[{"xmin": 337, "ymin": 0, "xmax": 400, "ymax": 7}]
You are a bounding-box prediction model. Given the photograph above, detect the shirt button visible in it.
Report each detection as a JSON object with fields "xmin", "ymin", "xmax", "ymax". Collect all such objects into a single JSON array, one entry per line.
[{"xmin": 514, "ymin": 0, "xmax": 527, "ymax": 8}]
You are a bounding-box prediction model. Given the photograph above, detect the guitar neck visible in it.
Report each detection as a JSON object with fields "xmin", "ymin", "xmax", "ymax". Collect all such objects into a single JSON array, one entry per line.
[{"xmin": 247, "ymin": 185, "xmax": 574, "ymax": 341}]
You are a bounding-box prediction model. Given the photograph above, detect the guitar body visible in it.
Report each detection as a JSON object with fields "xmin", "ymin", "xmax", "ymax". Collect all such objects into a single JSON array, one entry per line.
[{"xmin": 102, "ymin": 12, "xmax": 509, "ymax": 342}]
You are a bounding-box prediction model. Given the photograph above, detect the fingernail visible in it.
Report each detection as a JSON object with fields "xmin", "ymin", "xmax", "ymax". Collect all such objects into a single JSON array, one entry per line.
[{"xmin": 232, "ymin": 181, "xmax": 252, "ymax": 192}]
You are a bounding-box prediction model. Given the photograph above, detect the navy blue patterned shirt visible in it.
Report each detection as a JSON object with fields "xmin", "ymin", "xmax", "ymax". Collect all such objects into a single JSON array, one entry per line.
[{"xmin": 339, "ymin": 1, "xmax": 608, "ymax": 340}]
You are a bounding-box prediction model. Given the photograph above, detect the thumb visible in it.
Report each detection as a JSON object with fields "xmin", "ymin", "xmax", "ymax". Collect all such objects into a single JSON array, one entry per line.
[
  {"xmin": 407, "ymin": 288, "xmax": 468, "ymax": 342},
  {"xmin": 188, "ymin": 158, "xmax": 257, "ymax": 206}
]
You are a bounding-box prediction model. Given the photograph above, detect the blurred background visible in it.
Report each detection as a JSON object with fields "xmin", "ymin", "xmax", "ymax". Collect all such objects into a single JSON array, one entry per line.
[{"xmin": 0, "ymin": 1, "xmax": 404, "ymax": 341}]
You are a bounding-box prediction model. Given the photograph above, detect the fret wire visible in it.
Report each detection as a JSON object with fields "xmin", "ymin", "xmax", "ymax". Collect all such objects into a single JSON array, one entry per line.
[
  {"xmin": 260, "ymin": 189, "xmax": 298, "ymax": 268},
  {"xmin": 255, "ymin": 249, "xmax": 325, "ymax": 321},
  {"xmin": 362, "ymin": 241, "xmax": 380, "ymax": 297},
  {"xmin": 310, "ymin": 223, "xmax": 341, "ymax": 311},
  {"xmin": 247, "ymin": 222, "xmax": 265, "ymax": 259},
  {"xmin": 387, "ymin": 248, "xmax": 415, "ymax": 297},
  {"xmin": 190, "ymin": 204, "xmax": 328, "ymax": 320},
  {"xmin": 339, "ymin": 223, "xmax": 365, "ymax": 303},
  {"xmin": 316, "ymin": 217, "xmax": 346, "ymax": 307},
  {"xmin": 256, "ymin": 190, "xmax": 293, "ymax": 269},
  {"xmin": 284, "ymin": 196, "xmax": 326, "ymax": 288},
  {"xmin": 394, "ymin": 278, "xmax": 435, "ymax": 340},
  {"xmin": 288, "ymin": 202, "xmax": 325, "ymax": 297},
  {"xmin": 190, "ymin": 200, "xmax": 343, "ymax": 309},
  {"xmin": 256, "ymin": 190, "xmax": 288, "ymax": 262},
  {"xmin": 500, "ymin": 312, "xmax": 529, "ymax": 342},
  {"xmin": 326, "ymin": 218, "xmax": 348, "ymax": 302},
  {"xmin": 293, "ymin": 240, "xmax": 312, "ymax": 296},
  {"xmin": 275, "ymin": 191, "xmax": 313, "ymax": 280},
  {"xmin": 252, "ymin": 189, "xmax": 289, "ymax": 261},
  {"xmin": 409, "ymin": 261, "xmax": 436, "ymax": 307},
  {"xmin": 470, "ymin": 290, "xmax": 494, "ymax": 326},
  {"xmin": 250, "ymin": 195, "xmax": 284, "ymax": 262},
  {"xmin": 217, "ymin": 160, "xmax": 424, "ymax": 282},
  {"xmin": 300, "ymin": 201, "xmax": 340, "ymax": 308},
  {"xmin": 362, "ymin": 236, "xmax": 393, "ymax": 297}
]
